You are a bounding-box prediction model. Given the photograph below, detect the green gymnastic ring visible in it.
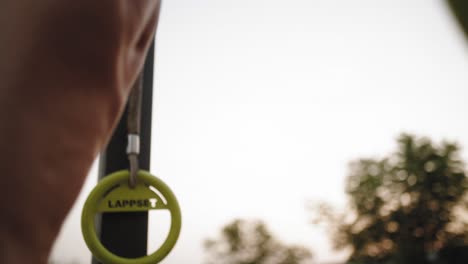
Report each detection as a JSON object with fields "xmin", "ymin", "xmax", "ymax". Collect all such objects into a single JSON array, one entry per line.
[{"xmin": 81, "ymin": 170, "xmax": 181, "ymax": 264}]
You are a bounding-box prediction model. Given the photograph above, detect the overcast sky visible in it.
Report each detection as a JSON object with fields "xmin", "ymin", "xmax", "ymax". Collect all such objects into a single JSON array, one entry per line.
[{"xmin": 50, "ymin": 0, "xmax": 468, "ymax": 263}]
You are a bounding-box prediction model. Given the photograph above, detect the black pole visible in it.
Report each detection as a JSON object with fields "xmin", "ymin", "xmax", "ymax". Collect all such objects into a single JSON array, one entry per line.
[{"xmin": 93, "ymin": 42, "xmax": 154, "ymax": 263}]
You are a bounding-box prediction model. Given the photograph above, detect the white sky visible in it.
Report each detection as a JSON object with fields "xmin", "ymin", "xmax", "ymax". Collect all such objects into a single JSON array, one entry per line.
[{"xmin": 50, "ymin": 0, "xmax": 468, "ymax": 263}]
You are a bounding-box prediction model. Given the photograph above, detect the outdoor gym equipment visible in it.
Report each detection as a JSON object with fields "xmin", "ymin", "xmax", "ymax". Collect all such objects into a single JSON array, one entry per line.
[
  {"xmin": 82, "ymin": 40, "xmax": 181, "ymax": 263},
  {"xmin": 82, "ymin": 170, "xmax": 181, "ymax": 264},
  {"xmin": 81, "ymin": 5, "xmax": 181, "ymax": 264}
]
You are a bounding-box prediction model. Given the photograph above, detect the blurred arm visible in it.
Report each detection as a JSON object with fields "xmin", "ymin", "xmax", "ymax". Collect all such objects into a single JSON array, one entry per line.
[{"xmin": 0, "ymin": 1, "xmax": 160, "ymax": 263}]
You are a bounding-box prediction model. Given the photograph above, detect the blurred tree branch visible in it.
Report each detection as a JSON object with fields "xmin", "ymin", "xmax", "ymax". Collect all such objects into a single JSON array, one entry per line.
[
  {"xmin": 447, "ymin": 0, "xmax": 468, "ymax": 39},
  {"xmin": 204, "ymin": 219, "xmax": 313, "ymax": 264},
  {"xmin": 311, "ymin": 134, "xmax": 468, "ymax": 264}
]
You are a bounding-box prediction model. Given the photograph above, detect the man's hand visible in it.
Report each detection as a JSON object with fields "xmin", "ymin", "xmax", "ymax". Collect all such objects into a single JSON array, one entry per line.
[{"xmin": 0, "ymin": 1, "xmax": 161, "ymax": 263}]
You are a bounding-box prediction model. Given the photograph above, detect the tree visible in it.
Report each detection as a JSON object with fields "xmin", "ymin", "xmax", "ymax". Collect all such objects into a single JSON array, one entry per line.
[
  {"xmin": 313, "ymin": 134, "xmax": 468, "ymax": 264},
  {"xmin": 447, "ymin": 0, "xmax": 468, "ymax": 39},
  {"xmin": 204, "ymin": 219, "xmax": 313, "ymax": 264}
]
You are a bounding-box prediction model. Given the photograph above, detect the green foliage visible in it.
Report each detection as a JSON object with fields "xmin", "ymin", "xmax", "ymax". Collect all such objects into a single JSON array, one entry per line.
[
  {"xmin": 314, "ymin": 134, "xmax": 468, "ymax": 264},
  {"xmin": 204, "ymin": 219, "xmax": 312, "ymax": 264}
]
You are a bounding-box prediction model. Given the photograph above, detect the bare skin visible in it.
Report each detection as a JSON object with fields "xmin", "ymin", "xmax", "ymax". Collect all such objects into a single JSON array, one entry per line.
[{"xmin": 0, "ymin": 1, "xmax": 160, "ymax": 263}]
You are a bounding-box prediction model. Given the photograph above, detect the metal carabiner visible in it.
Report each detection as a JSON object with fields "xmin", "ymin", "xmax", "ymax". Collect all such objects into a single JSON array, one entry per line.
[
  {"xmin": 127, "ymin": 134, "xmax": 140, "ymax": 188},
  {"xmin": 126, "ymin": 73, "xmax": 143, "ymax": 188}
]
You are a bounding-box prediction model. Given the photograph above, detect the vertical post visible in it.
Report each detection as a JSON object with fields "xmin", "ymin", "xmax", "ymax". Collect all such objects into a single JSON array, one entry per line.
[{"xmin": 93, "ymin": 42, "xmax": 154, "ymax": 263}]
